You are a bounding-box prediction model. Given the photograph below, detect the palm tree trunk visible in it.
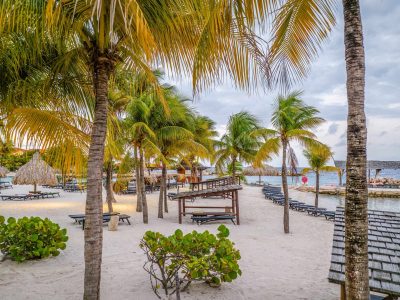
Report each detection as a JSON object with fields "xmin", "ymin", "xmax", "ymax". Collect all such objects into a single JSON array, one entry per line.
[
  {"xmin": 134, "ymin": 146, "xmax": 142, "ymax": 212},
  {"xmin": 343, "ymin": 1, "xmax": 369, "ymax": 299},
  {"xmin": 315, "ymin": 170, "xmax": 319, "ymax": 209},
  {"xmin": 162, "ymin": 163, "xmax": 168, "ymax": 213},
  {"xmin": 139, "ymin": 148, "xmax": 148, "ymax": 224},
  {"xmin": 158, "ymin": 163, "xmax": 164, "ymax": 218},
  {"xmin": 232, "ymin": 156, "xmax": 236, "ymax": 182},
  {"xmin": 282, "ymin": 140, "xmax": 289, "ymax": 234},
  {"xmin": 84, "ymin": 55, "xmax": 112, "ymax": 300},
  {"xmin": 105, "ymin": 160, "xmax": 115, "ymax": 214}
]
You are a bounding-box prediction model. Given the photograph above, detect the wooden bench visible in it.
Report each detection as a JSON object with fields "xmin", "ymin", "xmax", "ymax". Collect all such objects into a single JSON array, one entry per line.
[{"xmin": 191, "ymin": 212, "xmax": 236, "ymax": 225}]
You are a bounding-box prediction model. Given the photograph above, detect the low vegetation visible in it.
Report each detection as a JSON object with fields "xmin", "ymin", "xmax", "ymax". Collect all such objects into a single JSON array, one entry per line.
[
  {"xmin": 140, "ymin": 225, "xmax": 241, "ymax": 299},
  {"xmin": 0, "ymin": 216, "xmax": 68, "ymax": 262}
]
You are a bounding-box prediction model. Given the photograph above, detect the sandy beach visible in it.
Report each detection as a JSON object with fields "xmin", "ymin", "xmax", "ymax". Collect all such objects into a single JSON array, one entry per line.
[{"xmin": 0, "ymin": 185, "xmax": 337, "ymax": 300}]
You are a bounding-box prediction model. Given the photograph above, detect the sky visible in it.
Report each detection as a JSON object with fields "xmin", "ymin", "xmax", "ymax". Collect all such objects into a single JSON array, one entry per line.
[{"xmin": 167, "ymin": 0, "xmax": 400, "ymax": 167}]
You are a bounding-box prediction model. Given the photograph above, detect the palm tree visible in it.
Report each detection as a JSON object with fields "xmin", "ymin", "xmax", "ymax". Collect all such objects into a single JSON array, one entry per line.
[
  {"xmin": 302, "ymin": 145, "xmax": 339, "ymax": 209},
  {"xmin": 124, "ymin": 96, "xmax": 156, "ymax": 224},
  {"xmin": 215, "ymin": 112, "xmax": 261, "ymax": 179},
  {"xmin": 255, "ymin": 91, "xmax": 324, "ymax": 233},
  {"xmin": 342, "ymin": 1, "xmax": 369, "ymax": 298},
  {"xmin": 186, "ymin": 115, "xmax": 217, "ymax": 181}
]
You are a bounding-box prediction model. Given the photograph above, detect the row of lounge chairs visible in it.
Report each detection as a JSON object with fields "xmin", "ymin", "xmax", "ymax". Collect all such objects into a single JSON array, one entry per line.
[
  {"xmin": 68, "ymin": 212, "xmax": 131, "ymax": 230},
  {"xmin": 262, "ymin": 185, "xmax": 336, "ymax": 221},
  {"xmin": 0, "ymin": 192, "xmax": 60, "ymax": 201}
]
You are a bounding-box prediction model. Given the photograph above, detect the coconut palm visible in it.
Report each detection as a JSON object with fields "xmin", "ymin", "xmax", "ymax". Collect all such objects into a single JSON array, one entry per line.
[
  {"xmin": 145, "ymin": 91, "xmax": 209, "ymax": 218},
  {"xmin": 302, "ymin": 145, "xmax": 339, "ymax": 208},
  {"xmin": 186, "ymin": 115, "xmax": 217, "ymax": 181},
  {"xmin": 255, "ymin": 92, "xmax": 324, "ymax": 233},
  {"xmin": 215, "ymin": 112, "xmax": 261, "ymax": 179}
]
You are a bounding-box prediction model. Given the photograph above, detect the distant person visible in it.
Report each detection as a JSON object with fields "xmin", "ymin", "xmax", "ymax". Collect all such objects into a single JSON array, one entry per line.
[{"xmin": 301, "ymin": 175, "xmax": 308, "ymax": 185}]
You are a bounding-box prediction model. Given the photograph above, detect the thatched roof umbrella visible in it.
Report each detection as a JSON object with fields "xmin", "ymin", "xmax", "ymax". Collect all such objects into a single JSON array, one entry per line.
[
  {"xmin": 0, "ymin": 166, "xmax": 9, "ymax": 178},
  {"xmin": 13, "ymin": 152, "xmax": 57, "ymax": 193},
  {"xmin": 243, "ymin": 165, "xmax": 279, "ymax": 183}
]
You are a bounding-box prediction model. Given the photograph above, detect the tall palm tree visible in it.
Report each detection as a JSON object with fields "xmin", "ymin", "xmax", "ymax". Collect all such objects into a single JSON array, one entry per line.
[
  {"xmin": 342, "ymin": 1, "xmax": 368, "ymax": 298},
  {"xmin": 302, "ymin": 145, "xmax": 339, "ymax": 209},
  {"xmin": 215, "ymin": 112, "xmax": 261, "ymax": 179},
  {"xmin": 255, "ymin": 91, "xmax": 324, "ymax": 233}
]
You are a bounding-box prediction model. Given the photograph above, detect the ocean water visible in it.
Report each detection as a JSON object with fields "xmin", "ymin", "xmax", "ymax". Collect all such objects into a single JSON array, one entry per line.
[{"xmin": 203, "ymin": 170, "xmax": 400, "ymax": 213}]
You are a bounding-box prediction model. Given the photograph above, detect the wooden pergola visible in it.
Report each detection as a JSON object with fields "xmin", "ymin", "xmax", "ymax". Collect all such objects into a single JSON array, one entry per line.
[
  {"xmin": 189, "ymin": 176, "xmax": 241, "ymax": 191},
  {"xmin": 172, "ymin": 185, "xmax": 243, "ymax": 224}
]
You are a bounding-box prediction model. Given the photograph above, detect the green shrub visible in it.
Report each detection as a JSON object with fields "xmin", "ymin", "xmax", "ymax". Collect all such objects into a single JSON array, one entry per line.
[
  {"xmin": 140, "ymin": 225, "xmax": 241, "ymax": 298},
  {"xmin": 0, "ymin": 216, "xmax": 68, "ymax": 262}
]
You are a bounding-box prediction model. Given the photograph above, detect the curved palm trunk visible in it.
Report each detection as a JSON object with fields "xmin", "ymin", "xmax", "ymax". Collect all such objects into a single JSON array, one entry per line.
[
  {"xmin": 139, "ymin": 148, "xmax": 148, "ymax": 224},
  {"xmin": 343, "ymin": 0, "xmax": 369, "ymax": 298},
  {"xmin": 163, "ymin": 163, "xmax": 168, "ymax": 213},
  {"xmin": 158, "ymin": 162, "xmax": 167, "ymax": 218},
  {"xmin": 134, "ymin": 146, "xmax": 142, "ymax": 212},
  {"xmin": 315, "ymin": 170, "xmax": 319, "ymax": 209},
  {"xmin": 84, "ymin": 56, "xmax": 112, "ymax": 300},
  {"xmin": 281, "ymin": 140, "xmax": 289, "ymax": 234},
  {"xmin": 105, "ymin": 160, "xmax": 115, "ymax": 214}
]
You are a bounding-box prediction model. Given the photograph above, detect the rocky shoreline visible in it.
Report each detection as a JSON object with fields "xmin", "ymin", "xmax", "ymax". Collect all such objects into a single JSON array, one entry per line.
[{"xmin": 292, "ymin": 185, "xmax": 400, "ymax": 198}]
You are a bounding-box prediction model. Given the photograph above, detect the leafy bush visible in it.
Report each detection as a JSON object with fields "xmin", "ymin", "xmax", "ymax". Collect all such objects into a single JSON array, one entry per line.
[
  {"xmin": 0, "ymin": 216, "xmax": 68, "ymax": 262},
  {"xmin": 140, "ymin": 225, "xmax": 241, "ymax": 298}
]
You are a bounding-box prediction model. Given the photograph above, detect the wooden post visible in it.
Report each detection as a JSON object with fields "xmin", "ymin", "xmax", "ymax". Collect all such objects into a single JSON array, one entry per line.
[
  {"xmin": 235, "ymin": 190, "xmax": 240, "ymax": 225},
  {"xmin": 178, "ymin": 199, "xmax": 182, "ymax": 224},
  {"xmin": 182, "ymin": 199, "xmax": 186, "ymax": 216},
  {"xmin": 340, "ymin": 283, "xmax": 346, "ymax": 300}
]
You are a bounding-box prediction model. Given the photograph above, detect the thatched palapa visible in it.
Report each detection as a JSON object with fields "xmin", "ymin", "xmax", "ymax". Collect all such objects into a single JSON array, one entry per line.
[
  {"xmin": 243, "ymin": 165, "xmax": 279, "ymax": 176},
  {"xmin": 0, "ymin": 166, "xmax": 9, "ymax": 177},
  {"xmin": 13, "ymin": 152, "xmax": 57, "ymax": 192}
]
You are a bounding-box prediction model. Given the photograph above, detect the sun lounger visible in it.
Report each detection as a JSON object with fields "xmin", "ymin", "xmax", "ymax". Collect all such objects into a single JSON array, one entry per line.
[
  {"xmin": 293, "ymin": 204, "xmax": 315, "ymax": 212},
  {"xmin": 0, "ymin": 193, "xmax": 45, "ymax": 201},
  {"xmin": 68, "ymin": 212, "xmax": 130, "ymax": 229},
  {"xmin": 289, "ymin": 202, "xmax": 305, "ymax": 209},
  {"xmin": 306, "ymin": 207, "xmax": 327, "ymax": 216},
  {"xmin": 323, "ymin": 211, "xmax": 336, "ymax": 220},
  {"xmin": 191, "ymin": 212, "xmax": 236, "ymax": 225}
]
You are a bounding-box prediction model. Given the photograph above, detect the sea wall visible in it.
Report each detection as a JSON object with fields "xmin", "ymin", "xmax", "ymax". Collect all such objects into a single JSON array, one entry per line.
[{"xmin": 292, "ymin": 186, "xmax": 400, "ymax": 198}]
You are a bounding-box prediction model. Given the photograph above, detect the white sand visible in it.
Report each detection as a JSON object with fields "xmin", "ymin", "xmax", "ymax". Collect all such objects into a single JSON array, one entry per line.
[{"xmin": 0, "ymin": 185, "xmax": 338, "ymax": 300}]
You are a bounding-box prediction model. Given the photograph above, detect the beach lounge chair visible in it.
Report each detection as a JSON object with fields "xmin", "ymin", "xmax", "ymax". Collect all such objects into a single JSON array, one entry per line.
[
  {"xmin": 68, "ymin": 212, "xmax": 131, "ymax": 229},
  {"xmin": 323, "ymin": 211, "xmax": 336, "ymax": 220},
  {"xmin": 306, "ymin": 207, "xmax": 327, "ymax": 216},
  {"xmin": 0, "ymin": 193, "xmax": 44, "ymax": 201},
  {"xmin": 191, "ymin": 212, "xmax": 236, "ymax": 225},
  {"xmin": 293, "ymin": 204, "xmax": 315, "ymax": 212}
]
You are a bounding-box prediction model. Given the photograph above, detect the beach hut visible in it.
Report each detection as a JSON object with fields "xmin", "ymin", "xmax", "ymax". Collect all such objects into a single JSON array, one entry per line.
[
  {"xmin": 0, "ymin": 166, "xmax": 9, "ymax": 178},
  {"xmin": 243, "ymin": 165, "xmax": 279, "ymax": 183},
  {"xmin": 13, "ymin": 152, "xmax": 57, "ymax": 193}
]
